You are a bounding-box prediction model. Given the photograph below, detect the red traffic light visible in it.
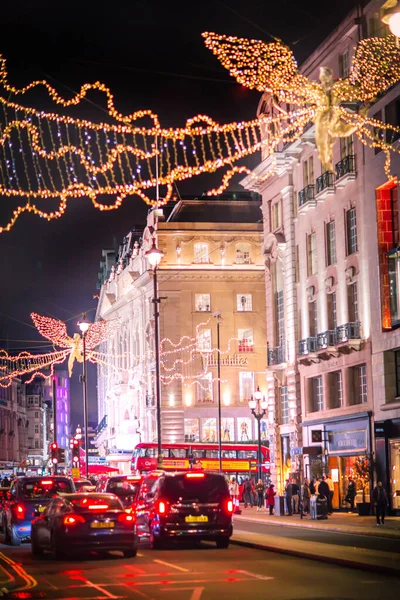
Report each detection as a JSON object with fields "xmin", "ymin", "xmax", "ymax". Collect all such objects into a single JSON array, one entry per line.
[
  {"xmin": 72, "ymin": 455, "xmax": 79, "ymax": 463},
  {"xmin": 51, "ymin": 442, "xmax": 58, "ymax": 450}
]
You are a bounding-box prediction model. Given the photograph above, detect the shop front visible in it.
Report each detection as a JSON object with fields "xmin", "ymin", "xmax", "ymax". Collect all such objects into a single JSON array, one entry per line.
[
  {"xmin": 375, "ymin": 418, "xmax": 400, "ymax": 515},
  {"xmin": 303, "ymin": 412, "xmax": 372, "ymax": 511}
]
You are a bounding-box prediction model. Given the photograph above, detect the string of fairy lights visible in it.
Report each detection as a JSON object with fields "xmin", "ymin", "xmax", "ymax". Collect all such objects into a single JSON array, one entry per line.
[{"xmin": 0, "ymin": 32, "xmax": 398, "ymax": 232}]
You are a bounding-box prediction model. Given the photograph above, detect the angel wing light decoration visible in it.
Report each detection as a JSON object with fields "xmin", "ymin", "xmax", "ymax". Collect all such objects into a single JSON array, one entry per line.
[{"xmin": 203, "ymin": 32, "xmax": 400, "ymax": 176}]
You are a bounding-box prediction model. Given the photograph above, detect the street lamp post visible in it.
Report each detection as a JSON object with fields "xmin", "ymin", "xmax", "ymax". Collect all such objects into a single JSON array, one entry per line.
[
  {"xmin": 145, "ymin": 237, "xmax": 164, "ymax": 470},
  {"xmin": 248, "ymin": 387, "xmax": 268, "ymax": 481},
  {"xmin": 78, "ymin": 313, "xmax": 90, "ymax": 478},
  {"xmin": 213, "ymin": 312, "xmax": 223, "ymax": 473}
]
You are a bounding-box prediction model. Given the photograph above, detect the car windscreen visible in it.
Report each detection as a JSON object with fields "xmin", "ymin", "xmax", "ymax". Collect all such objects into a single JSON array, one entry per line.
[
  {"xmin": 69, "ymin": 495, "xmax": 123, "ymax": 511},
  {"xmin": 162, "ymin": 475, "xmax": 228, "ymax": 503},
  {"xmin": 74, "ymin": 481, "xmax": 92, "ymax": 490},
  {"xmin": 21, "ymin": 479, "xmax": 74, "ymax": 501},
  {"xmin": 107, "ymin": 480, "xmax": 140, "ymax": 497}
]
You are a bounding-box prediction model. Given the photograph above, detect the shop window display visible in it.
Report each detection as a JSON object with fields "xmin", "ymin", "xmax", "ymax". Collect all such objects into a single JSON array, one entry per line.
[{"xmin": 389, "ymin": 439, "xmax": 400, "ymax": 510}]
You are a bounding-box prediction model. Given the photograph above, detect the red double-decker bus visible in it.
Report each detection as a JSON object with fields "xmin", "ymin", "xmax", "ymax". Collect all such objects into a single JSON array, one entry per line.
[{"xmin": 131, "ymin": 442, "xmax": 270, "ymax": 479}]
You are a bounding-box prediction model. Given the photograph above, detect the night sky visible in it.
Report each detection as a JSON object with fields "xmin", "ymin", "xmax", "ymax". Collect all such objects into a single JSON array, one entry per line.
[{"xmin": 0, "ymin": 0, "xmax": 360, "ymax": 428}]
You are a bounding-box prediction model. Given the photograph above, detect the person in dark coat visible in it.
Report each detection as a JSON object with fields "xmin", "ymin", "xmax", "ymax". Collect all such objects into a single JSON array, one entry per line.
[
  {"xmin": 372, "ymin": 481, "xmax": 389, "ymax": 525},
  {"xmin": 345, "ymin": 477, "xmax": 356, "ymax": 510},
  {"xmin": 317, "ymin": 477, "xmax": 330, "ymax": 500},
  {"xmin": 284, "ymin": 479, "xmax": 292, "ymax": 515}
]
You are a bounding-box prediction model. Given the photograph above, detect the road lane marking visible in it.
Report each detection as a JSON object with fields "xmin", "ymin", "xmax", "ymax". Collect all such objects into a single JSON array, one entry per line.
[
  {"xmin": 0, "ymin": 551, "xmax": 37, "ymax": 592},
  {"xmin": 161, "ymin": 587, "xmax": 204, "ymax": 600},
  {"xmin": 153, "ymin": 560, "xmax": 189, "ymax": 572},
  {"xmin": 81, "ymin": 578, "xmax": 123, "ymax": 599},
  {"xmin": 237, "ymin": 569, "xmax": 274, "ymax": 580}
]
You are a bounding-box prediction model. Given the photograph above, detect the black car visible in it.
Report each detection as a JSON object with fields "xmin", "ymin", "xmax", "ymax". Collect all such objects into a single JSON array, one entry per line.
[
  {"xmin": 2, "ymin": 476, "xmax": 75, "ymax": 546},
  {"xmin": 136, "ymin": 471, "xmax": 233, "ymax": 549},
  {"xmin": 100, "ymin": 475, "xmax": 143, "ymax": 511},
  {"xmin": 31, "ymin": 493, "xmax": 138, "ymax": 559}
]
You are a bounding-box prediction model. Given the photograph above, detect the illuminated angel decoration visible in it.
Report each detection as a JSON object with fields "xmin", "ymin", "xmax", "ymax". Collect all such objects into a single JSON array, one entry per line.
[
  {"xmin": 203, "ymin": 32, "xmax": 400, "ymax": 175},
  {"xmin": 0, "ymin": 313, "xmax": 121, "ymax": 387}
]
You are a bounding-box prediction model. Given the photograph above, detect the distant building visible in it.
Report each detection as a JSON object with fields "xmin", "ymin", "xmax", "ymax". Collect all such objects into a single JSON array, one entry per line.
[
  {"xmin": 95, "ymin": 193, "xmax": 267, "ymax": 473},
  {"xmin": 0, "ymin": 378, "xmax": 28, "ymax": 472}
]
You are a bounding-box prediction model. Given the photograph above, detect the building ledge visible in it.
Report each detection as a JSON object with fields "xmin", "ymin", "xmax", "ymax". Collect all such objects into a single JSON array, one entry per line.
[{"xmin": 380, "ymin": 400, "xmax": 400, "ymax": 411}]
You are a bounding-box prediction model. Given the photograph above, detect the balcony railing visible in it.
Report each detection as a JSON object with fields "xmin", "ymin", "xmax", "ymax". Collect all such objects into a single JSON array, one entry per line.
[
  {"xmin": 335, "ymin": 155, "xmax": 356, "ymax": 180},
  {"xmin": 316, "ymin": 171, "xmax": 334, "ymax": 194},
  {"xmin": 298, "ymin": 184, "xmax": 315, "ymax": 208},
  {"xmin": 316, "ymin": 330, "xmax": 337, "ymax": 350},
  {"xmin": 267, "ymin": 343, "xmax": 285, "ymax": 366},
  {"xmin": 336, "ymin": 321, "xmax": 360, "ymax": 343},
  {"xmin": 298, "ymin": 337, "xmax": 317, "ymax": 356}
]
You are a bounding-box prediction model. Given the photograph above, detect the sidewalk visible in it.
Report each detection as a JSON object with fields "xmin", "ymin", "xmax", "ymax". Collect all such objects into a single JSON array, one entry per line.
[{"xmin": 233, "ymin": 506, "xmax": 400, "ymax": 538}]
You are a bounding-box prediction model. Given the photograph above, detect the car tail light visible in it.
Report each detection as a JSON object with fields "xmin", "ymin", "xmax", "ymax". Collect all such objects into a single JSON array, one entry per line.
[
  {"xmin": 158, "ymin": 500, "xmax": 167, "ymax": 514},
  {"xmin": 41, "ymin": 480, "xmax": 53, "ymax": 485},
  {"xmin": 185, "ymin": 473, "xmax": 205, "ymax": 478},
  {"xmin": 226, "ymin": 499, "xmax": 233, "ymax": 514},
  {"xmin": 127, "ymin": 475, "xmax": 141, "ymax": 481},
  {"xmin": 118, "ymin": 513, "xmax": 135, "ymax": 523},
  {"xmin": 63, "ymin": 514, "xmax": 86, "ymax": 526},
  {"xmin": 12, "ymin": 503, "xmax": 25, "ymax": 520}
]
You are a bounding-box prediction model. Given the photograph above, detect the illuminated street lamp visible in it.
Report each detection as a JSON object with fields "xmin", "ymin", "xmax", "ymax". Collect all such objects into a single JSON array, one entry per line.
[
  {"xmin": 248, "ymin": 387, "xmax": 268, "ymax": 480},
  {"xmin": 145, "ymin": 237, "xmax": 164, "ymax": 469},
  {"xmin": 382, "ymin": 0, "xmax": 400, "ymax": 37},
  {"xmin": 78, "ymin": 313, "xmax": 90, "ymax": 478}
]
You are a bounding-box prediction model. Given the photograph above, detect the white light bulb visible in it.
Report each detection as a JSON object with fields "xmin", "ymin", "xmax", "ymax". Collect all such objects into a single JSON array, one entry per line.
[{"xmin": 389, "ymin": 12, "xmax": 400, "ymax": 37}]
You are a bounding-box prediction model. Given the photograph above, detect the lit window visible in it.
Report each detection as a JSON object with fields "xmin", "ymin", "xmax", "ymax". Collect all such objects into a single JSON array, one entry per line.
[
  {"xmin": 272, "ymin": 201, "xmax": 282, "ymax": 230},
  {"xmin": 239, "ymin": 372, "xmax": 254, "ymax": 403},
  {"xmin": 326, "ymin": 221, "xmax": 337, "ymax": 265},
  {"xmin": 197, "ymin": 373, "xmax": 213, "ymax": 403},
  {"xmin": 237, "ymin": 294, "xmax": 252, "ymax": 311},
  {"xmin": 327, "ymin": 292, "xmax": 337, "ymax": 330},
  {"xmin": 346, "ymin": 208, "xmax": 357, "ymax": 255},
  {"xmin": 307, "ymin": 232, "xmax": 317, "ymax": 275},
  {"xmin": 281, "ymin": 386, "xmax": 289, "ymax": 424},
  {"xmin": 350, "ymin": 364, "xmax": 367, "ymax": 405},
  {"xmin": 310, "ymin": 376, "xmax": 323, "ymax": 412},
  {"xmin": 184, "ymin": 418, "xmax": 200, "ymax": 442},
  {"xmin": 195, "ymin": 293, "xmax": 211, "ymax": 312},
  {"xmin": 194, "ymin": 243, "xmax": 209, "ymax": 264},
  {"xmin": 196, "ymin": 329, "xmax": 212, "ymax": 352},
  {"xmin": 348, "ymin": 283, "xmax": 359, "ymax": 323},
  {"xmin": 235, "ymin": 243, "xmax": 251, "ymax": 264},
  {"xmin": 238, "ymin": 328, "xmax": 254, "ymax": 352},
  {"xmin": 328, "ymin": 371, "xmax": 342, "ymax": 409},
  {"xmin": 389, "ymin": 250, "xmax": 400, "ymax": 325},
  {"xmin": 309, "ymin": 300, "xmax": 318, "ymax": 338}
]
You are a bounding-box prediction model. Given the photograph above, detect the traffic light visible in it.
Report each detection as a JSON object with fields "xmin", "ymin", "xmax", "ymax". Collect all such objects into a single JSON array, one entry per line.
[
  {"xmin": 71, "ymin": 438, "xmax": 80, "ymax": 466},
  {"xmin": 50, "ymin": 442, "xmax": 58, "ymax": 464},
  {"xmin": 57, "ymin": 448, "xmax": 66, "ymax": 464}
]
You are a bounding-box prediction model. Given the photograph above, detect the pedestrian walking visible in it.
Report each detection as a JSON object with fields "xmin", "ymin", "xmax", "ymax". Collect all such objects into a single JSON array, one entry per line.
[
  {"xmin": 255, "ymin": 479, "xmax": 265, "ymax": 511},
  {"xmin": 325, "ymin": 473, "xmax": 334, "ymax": 514},
  {"xmin": 301, "ymin": 478, "xmax": 311, "ymax": 515},
  {"xmin": 372, "ymin": 481, "xmax": 388, "ymax": 525},
  {"xmin": 229, "ymin": 477, "xmax": 240, "ymax": 513},
  {"xmin": 266, "ymin": 483, "xmax": 276, "ymax": 515},
  {"xmin": 291, "ymin": 479, "xmax": 300, "ymax": 514},
  {"xmin": 309, "ymin": 479, "xmax": 316, "ymax": 495},
  {"xmin": 284, "ymin": 478, "xmax": 293, "ymax": 515},
  {"xmin": 344, "ymin": 477, "xmax": 356, "ymax": 511},
  {"xmin": 243, "ymin": 478, "xmax": 253, "ymax": 508}
]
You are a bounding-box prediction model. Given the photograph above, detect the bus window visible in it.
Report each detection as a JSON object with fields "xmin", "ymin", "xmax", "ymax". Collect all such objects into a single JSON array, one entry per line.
[
  {"xmin": 193, "ymin": 450, "xmax": 206, "ymax": 459},
  {"xmin": 222, "ymin": 450, "xmax": 237, "ymax": 459},
  {"xmin": 237, "ymin": 450, "xmax": 257, "ymax": 459},
  {"xmin": 170, "ymin": 449, "xmax": 186, "ymax": 458},
  {"xmin": 162, "ymin": 449, "xmax": 170, "ymax": 458},
  {"xmin": 144, "ymin": 448, "xmax": 157, "ymax": 458},
  {"xmin": 133, "ymin": 448, "xmax": 145, "ymax": 458},
  {"xmin": 205, "ymin": 450, "xmax": 219, "ymax": 459}
]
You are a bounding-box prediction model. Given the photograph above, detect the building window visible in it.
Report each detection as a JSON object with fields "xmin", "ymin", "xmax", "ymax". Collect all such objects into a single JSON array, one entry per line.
[
  {"xmin": 326, "ymin": 221, "xmax": 337, "ymax": 265},
  {"xmin": 194, "ymin": 243, "xmax": 209, "ymax": 264},
  {"xmin": 275, "ymin": 290, "xmax": 285, "ymax": 346},
  {"xmin": 272, "ymin": 200, "xmax": 282, "ymax": 231},
  {"xmin": 238, "ymin": 328, "xmax": 254, "ymax": 352},
  {"xmin": 196, "ymin": 329, "xmax": 212, "ymax": 352},
  {"xmin": 303, "ymin": 156, "xmax": 314, "ymax": 186},
  {"xmin": 237, "ymin": 293, "xmax": 252, "ymax": 312},
  {"xmin": 281, "ymin": 386, "xmax": 289, "ymax": 424},
  {"xmin": 348, "ymin": 282, "xmax": 359, "ymax": 322},
  {"xmin": 235, "ymin": 242, "xmax": 251, "ymax": 264},
  {"xmin": 197, "ymin": 373, "xmax": 213, "ymax": 403},
  {"xmin": 395, "ymin": 350, "xmax": 400, "ymax": 397},
  {"xmin": 239, "ymin": 372, "xmax": 254, "ymax": 403},
  {"xmin": 195, "ymin": 293, "xmax": 211, "ymax": 312},
  {"xmin": 307, "ymin": 232, "xmax": 317, "ymax": 275},
  {"xmin": 309, "ymin": 300, "xmax": 318, "ymax": 337},
  {"xmin": 339, "ymin": 50, "xmax": 350, "ymax": 79},
  {"xmin": 350, "ymin": 364, "xmax": 367, "ymax": 405},
  {"xmin": 346, "ymin": 208, "xmax": 358, "ymax": 255},
  {"xmin": 389, "ymin": 250, "xmax": 400, "ymax": 324},
  {"xmin": 34, "ymin": 424, "xmax": 39, "ymax": 434},
  {"xmin": 35, "ymin": 440, "xmax": 39, "ymax": 449},
  {"xmin": 310, "ymin": 376, "xmax": 323, "ymax": 412},
  {"xmin": 328, "ymin": 371, "xmax": 343, "ymax": 409},
  {"xmin": 327, "ymin": 292, "xmax": 337, "ymax": 330},
  {"xmin": 34, "ymin": 411, "xmax": 39, "ymax": 419}
]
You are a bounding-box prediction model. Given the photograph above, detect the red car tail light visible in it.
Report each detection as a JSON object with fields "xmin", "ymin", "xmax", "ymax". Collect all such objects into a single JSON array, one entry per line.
[
  {"xmin": 158, "ymin": 500, "xmax": 167, "ymax": 514},
  {"xmin": 118, "ymin": 513, "xmax": 135, "ymax": 523},
  {"xmin": 226, "ymin": 499, "xmax": 233, "ymax": 514},
  {"xmin": 12, "ymin": 503, "xmax": 25, "ymax": 520},
  {"xmin": 185, "ymin": 473, "xmax": 205, "ymax": 478},
  {"xmin": 63, "ymin": 514, "xmax": 86, "ymax": 526}
]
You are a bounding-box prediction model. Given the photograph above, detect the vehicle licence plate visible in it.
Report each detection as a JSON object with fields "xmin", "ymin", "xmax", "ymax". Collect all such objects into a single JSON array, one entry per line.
[
  {"xmin": 185, "ymin": 515, "xmax": 208, "ymax": 523},
  {"xmin": 90, "ymin": 521, "xmax": 114, "ymax": 529}
]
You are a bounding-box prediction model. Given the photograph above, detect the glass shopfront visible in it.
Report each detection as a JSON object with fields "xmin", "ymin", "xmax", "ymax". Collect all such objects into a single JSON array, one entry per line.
[{"xmin": 389, "ymin": 438, "xmax": 400, "ymax": 510}]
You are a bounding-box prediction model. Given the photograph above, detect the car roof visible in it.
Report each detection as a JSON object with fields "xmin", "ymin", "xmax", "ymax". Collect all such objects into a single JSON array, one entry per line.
[
  {"xmin": 60, "ymin": 492, "xmax": 118, "ymax": 499},
  {"xmin": 17, "ymin": 476, "xmax": 72, "ymax": 482}
]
